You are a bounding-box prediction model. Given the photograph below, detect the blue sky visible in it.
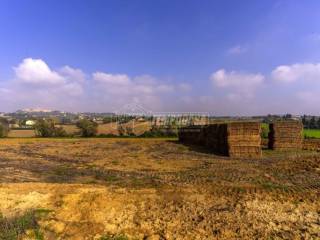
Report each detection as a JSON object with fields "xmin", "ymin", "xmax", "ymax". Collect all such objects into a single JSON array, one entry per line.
[{"xmin": 1, "ymin": 0, "xmax": 320, "ymax": 115}]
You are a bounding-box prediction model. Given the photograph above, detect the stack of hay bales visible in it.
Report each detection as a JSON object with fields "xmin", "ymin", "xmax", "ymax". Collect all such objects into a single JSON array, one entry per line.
[
  {"xmin": 179, "ymin": 122, "xmax": 262, "ymax": 158},
  {"xmin": 204, "ymin": 124, "xmax": 228, "ymax": 156},
  {"xmin": 178, "ymin": 125, "xmax": 205, "ymax": 145},
  {"xmin": 268, "ymin": 121, "xmax": 303, "ymax": 150},
  {"xmin": 224, "ymin": 122, "xmax": 262, "ymax": 158}
]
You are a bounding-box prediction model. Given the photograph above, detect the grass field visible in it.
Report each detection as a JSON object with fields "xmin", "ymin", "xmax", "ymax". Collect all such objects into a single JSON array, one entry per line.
[
  {"xmin": 0, "ymin": 138, "xmax": 319, "ymax": 239},
  {"xmin": 304, "ymin": 129, "xmax": 320, "ymax": 138}
]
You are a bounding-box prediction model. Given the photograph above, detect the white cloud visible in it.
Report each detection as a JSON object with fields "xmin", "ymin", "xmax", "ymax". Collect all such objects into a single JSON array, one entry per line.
[
  {"xmin": 0, "ymin": 58, "xmax": 88, "ymax": 111},
  {"xmin": 156, "ymin": 84, "xmax": 174, "ymax": 92},
  {"xmin": 61, "ymin": 82, "xmax": 84, "ymax": 96},
  {"xmin": 227, "ymin": 45, "xmax": 247, "ymax": 55},
  {"xmin": 133, "ymin": 84, "xmax": 154, "ymax": 94},
  {"xmin": 272, "ymin": 63, "xmax": 320, "ymax": 83},
  {"xmin": 93, "ymin": 72, "xmax": 130, "ymax": 85},
  {"xmin": 91, "ymin": 71, "xmax": 181, "ymax": 110},
  {"xmin": 210, "ymin": 69, "xmax": 264, "ymax": 102},
  {"xmin": 10, "ymin": 57, "xmax": 320, "ymax": 114},
  {"xmin": 133, "ymin": 75, "xmax": 157, "ymax": 85},
  {"xmin": 93, "ymin": 71, "xmax": 175, "ymax": 95},
  {"xmin": 60, "ymin": 66, "xmax": 86, "ymax": 83},
  {"xmin": 14, "ymin": 58, "xmax": 65, "ymax": 85},
  {"xmin": 211, "ymin": 69, "xmax": 264, "ymax": 88}
]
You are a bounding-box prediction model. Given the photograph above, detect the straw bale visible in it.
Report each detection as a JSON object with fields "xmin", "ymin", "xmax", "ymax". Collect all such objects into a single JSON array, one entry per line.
[
  {"xmin": 178, "ymin": 122, "xmax": 262, "ymax": 158},
  {"xmin": 268, "ymin": 121, "xmax": 303, "ymax": 150}
]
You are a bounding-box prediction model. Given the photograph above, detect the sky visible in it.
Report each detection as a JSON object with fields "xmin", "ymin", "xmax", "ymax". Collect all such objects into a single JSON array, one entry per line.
[{"xmin": 1, "ymin": 0, "xmax": 320, "ymax": 115}]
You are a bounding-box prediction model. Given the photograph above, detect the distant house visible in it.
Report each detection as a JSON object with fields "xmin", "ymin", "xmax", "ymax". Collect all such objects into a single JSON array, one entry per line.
[{"xmin": 25, "ymin": 120, "xmax": 36, "ymax": 126}]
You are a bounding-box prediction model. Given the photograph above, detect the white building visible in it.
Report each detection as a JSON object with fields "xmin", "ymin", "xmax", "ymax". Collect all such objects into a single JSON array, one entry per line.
[{"xmin": 25, "ymin": 120, "xmax": 36, "ymax": 126}]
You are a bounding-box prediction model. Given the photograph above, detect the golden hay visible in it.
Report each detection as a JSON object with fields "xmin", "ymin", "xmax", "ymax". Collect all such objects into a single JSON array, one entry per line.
[
  {"xmin": 179, "ymin": 122, "xmax": 262, "ymax": 158},
  {"xmin": 268, "ymin": 121, "xmax": 303, "ymax": 150}
]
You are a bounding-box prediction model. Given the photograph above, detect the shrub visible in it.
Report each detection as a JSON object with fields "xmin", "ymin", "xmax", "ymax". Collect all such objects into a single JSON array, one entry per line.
[
  {"xmin": 103, "ymin": 117, "xmax": 117, "ymax": 124},
  {"xmin": 125, "ymin": 126, "xmax": 135, "ymax": 136},
  {"xmin": 34, "ymin": 119, "xmax": 55, "ymax": 137},
  {"xmin": 117, "ymin": 124, "xmax": 126, "ymax": 136},
  {"xmin": 76, "ymin": 119, "xmax": 98, "ymax": 137},
  {"xmin": 0, "ymin": 118, "xmax": 9, "ymax": 137},
  {"xmin": 53, "ymin": 126, "xmax": 68, "ymax": 137},
  {"xmin": 261, "ymin": 124, "xmax": 269, "ymax": 139},
  {"xmin": 34, "ymin": 119, "xmax": 67, "ymax": 137},
  {"xmin": 140, "ymin": 126, "xmax": 178, "ymax": 138},
  {"xmin": 0, "ymin": 124, "xmax": 5, "ymax": 138},
  {"xmin": 117, "ymin": 124, "xmax": 136, "ymax": 136},
  {"xmin": 0, "ymin": 210, "xmax": 44, "ymax": 240}
]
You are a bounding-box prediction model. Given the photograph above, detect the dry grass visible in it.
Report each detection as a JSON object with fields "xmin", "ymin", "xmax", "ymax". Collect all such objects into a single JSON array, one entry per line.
[
  {"xmin": 0, "ymin": 138, "xmax": 319, "ymax": 239},
  {"xmin": 97, "ymin": 120, "xmax": 152, "ymax": 136},
  {"xmin": 7, "ymin": 129, "xmax": 36, "ymax": 138}
]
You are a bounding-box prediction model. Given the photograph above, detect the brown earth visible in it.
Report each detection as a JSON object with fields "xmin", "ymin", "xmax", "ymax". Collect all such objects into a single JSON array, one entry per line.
[
  {"xmin": 0, "ymin": 138, "xmax": 319, "ymax": 239},
  {"xmin": 7, "ymin": 129, "xmax": 36, "ymax": 138}
]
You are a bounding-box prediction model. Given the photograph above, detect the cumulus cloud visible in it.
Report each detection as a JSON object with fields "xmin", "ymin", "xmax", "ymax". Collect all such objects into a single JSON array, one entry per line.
[
  {"xmin": 210, "ymin": 69, "xmax": 264, "ymax": 99},
  {"xmin": 1, "ymin": 58, "xmax": 191, "ymax": 112},
  {"xmin": 14, "ymin": 58, "xmax": 65, "ymax": 85},
  {"xmin": 93, "ymin": 72, "xmax": 130, "ymax": 85},
  {"xmin": 4, "ymin": 57, "xmax": 320, "ymax": 115},
  {"xmin": 60, "ymin": 66, "xmax": 86, "ymax": 83},
  {"xmin": 272, "ymin": 63, "xmax": 320, "ymax": 83},
  {"xmin": 93, "ymin": 71, "xmax": 175, "ymax": 95},
  {"xmin": 0, "ymin": 58, "xmax": 88, "ymax": 111}
]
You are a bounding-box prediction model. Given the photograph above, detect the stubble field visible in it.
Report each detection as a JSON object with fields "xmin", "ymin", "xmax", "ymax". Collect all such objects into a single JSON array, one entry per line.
[{"xmin": 0, "ymin": 138, "xmax": 319, "ymax": 239}]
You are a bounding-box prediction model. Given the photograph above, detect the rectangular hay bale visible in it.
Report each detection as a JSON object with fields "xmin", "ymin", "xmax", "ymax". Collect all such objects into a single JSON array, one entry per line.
[
  {"xmin": 268, "ymin": 121, "xmax": 303, "ymax": 150},
  {"xmin": 178, "ymin": 122, "xmax": 262, "ymax": 158}
]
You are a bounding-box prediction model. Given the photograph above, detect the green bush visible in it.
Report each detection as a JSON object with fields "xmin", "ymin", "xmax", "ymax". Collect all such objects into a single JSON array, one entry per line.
[
  {"xmin": 261, "ymin": 124, "xmax": 269, "ymax": 139},
  {"xmin": 0, "ymin": 124, "xmax": 5, "ymax": 138},
  {"xmin": 0, "ymin": 210, "xmax": 44, "ymax": 240},
  {"xmin": 140, "ymin": 126, "xmax": 177, "ymax": 138},
  {"xmin": 77, "ymin": 119, "xmax": 98, "ymax": 137},
  {"xmin": 34, "ymin": 119, "xmax": 67, "ymax": 137},
  {"xmin": 103, "ymin": 117, "xmax": 117, "ymax": 124},
  {"xmin": 0, "ymin": 118, "xmax": 9, "ymax": 137}
]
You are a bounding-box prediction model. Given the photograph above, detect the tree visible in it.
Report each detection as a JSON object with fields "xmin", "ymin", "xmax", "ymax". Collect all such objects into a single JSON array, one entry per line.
[
  {"xmin": 76, "ymin": 119, "xmax": 98, "ymax": 137},
  {"xmin": 117, "ymin": 124, "xmax": 126, "ymax": 136},
  {"xmin": 0, "ymin": 118, "xmax": 8, "ymax": 137},
  {"xmin": 103, "ymin": 116, "xmax": 116, "ymax": 124},
  {"xmin": 302, "ymin": 115, "xmax": 307, "ymax": 127},
  {"xmin": 0, "ymin": 125, "xmax": 5, "ymax": 138},
  {"xmin": 310, "ymin": 116, "xmax": 316, "ymax": 129},
  {"xmin": 34, "ymin": 119, "xmax": 67, "ymax": 137},
  {"xmin": 317, "ymin": 118, "xmax": 320, "ymax": 129}
]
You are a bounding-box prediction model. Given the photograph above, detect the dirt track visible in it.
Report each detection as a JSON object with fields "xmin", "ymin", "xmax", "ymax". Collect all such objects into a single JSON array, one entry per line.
[{"xmin": 0, "ymin": 138, "xmax": 319, "ymax": 239}]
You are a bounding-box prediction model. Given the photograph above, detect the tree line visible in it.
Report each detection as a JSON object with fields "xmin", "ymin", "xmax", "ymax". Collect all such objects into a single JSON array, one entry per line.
[
  {"xmin": 0, "ymin": 118, "xmax": 178, "ymax": 138},
  {"xmin": 301, "ymin": 115, "xmax": 320, "ymax": 129}
]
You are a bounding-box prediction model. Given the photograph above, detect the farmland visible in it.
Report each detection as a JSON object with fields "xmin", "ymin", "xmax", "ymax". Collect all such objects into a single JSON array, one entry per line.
[
  {"xmin": 304, "ymin": 129, "xmax": 320, "ymax": 138},
  {"xmin": 0, "ymin": 138, "xmax": 319, "ymax": 239}
]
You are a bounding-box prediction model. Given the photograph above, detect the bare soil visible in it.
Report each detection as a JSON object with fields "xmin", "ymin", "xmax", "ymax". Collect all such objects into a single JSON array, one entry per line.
[{"xmin": 0, "ymin": 138, "xmax": 319, "ymax": 239}]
